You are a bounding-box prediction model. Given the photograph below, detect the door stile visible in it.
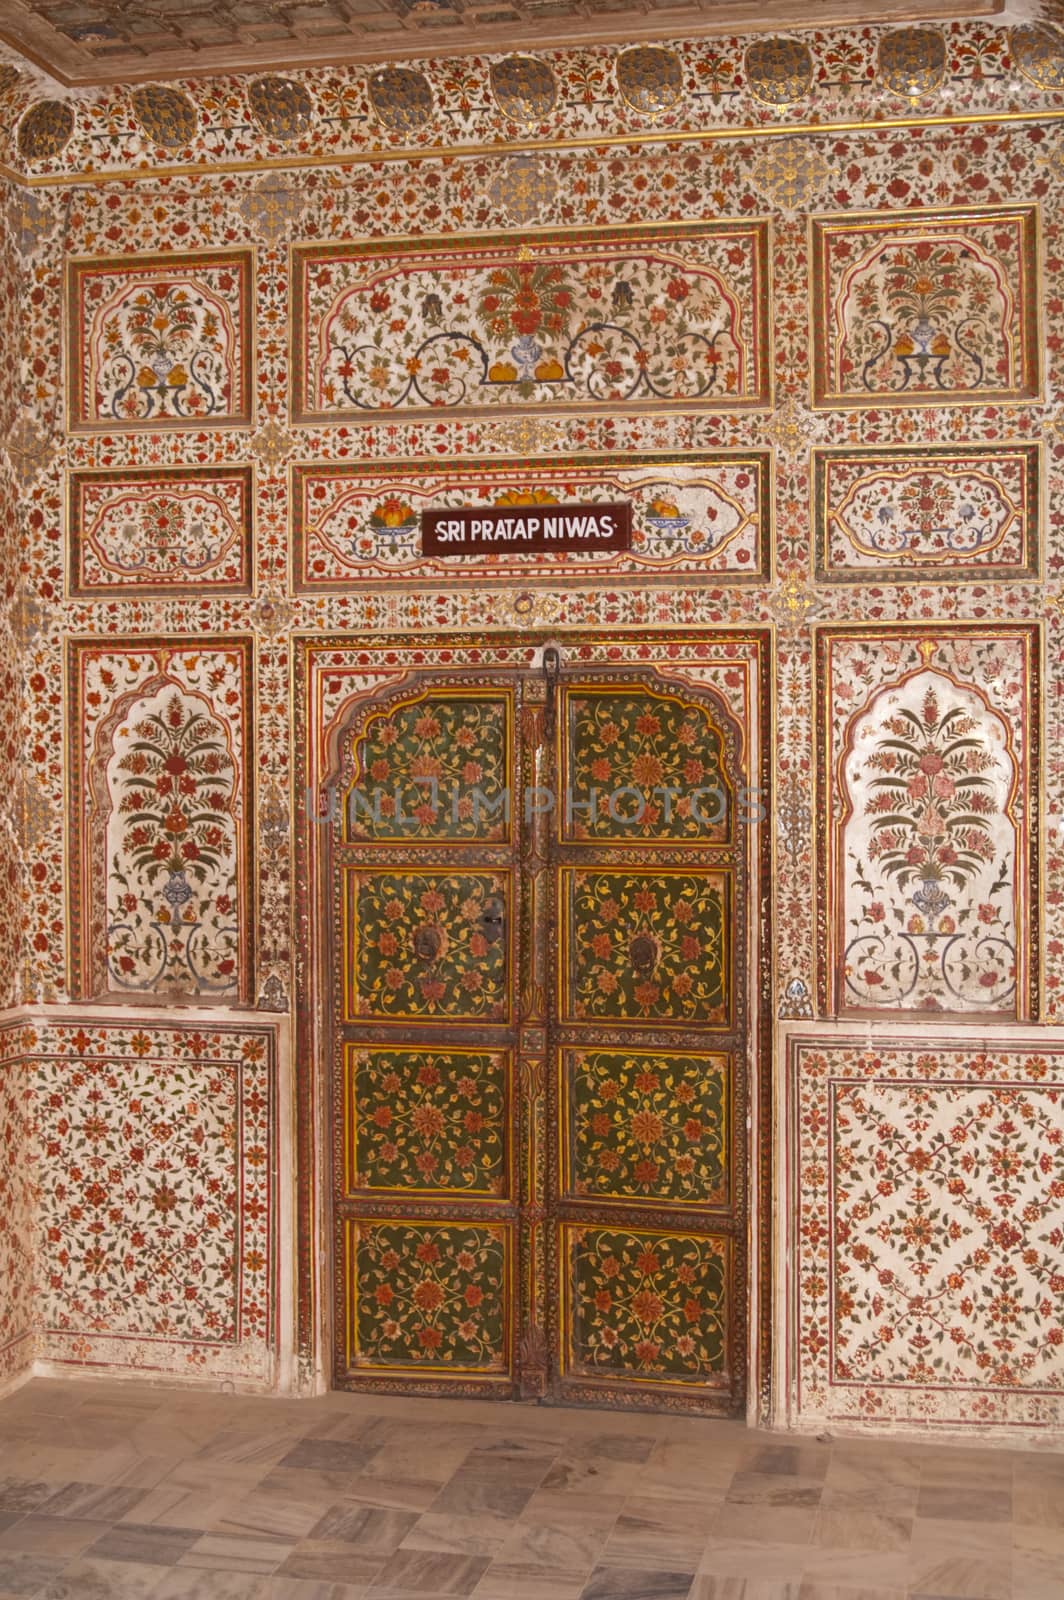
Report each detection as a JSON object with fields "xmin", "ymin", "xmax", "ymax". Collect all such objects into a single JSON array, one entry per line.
[
  {"xmin": 516, "ymin": 670, "xmax": 551, "ymax": 1397},
  {"xmin": 545, "ymin": 662, "xmax": 749, "ymax": 1416},
  {"xmin": 329, "ymin": 673, "xmax": 527, "ymax": 1396}
]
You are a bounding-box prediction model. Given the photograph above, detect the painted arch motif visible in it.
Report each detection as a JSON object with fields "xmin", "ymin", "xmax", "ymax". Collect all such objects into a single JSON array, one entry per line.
[
  {"xmin": 838, "ymin": 670, "xmax": 1019, "ymax": 1015},
  {"xmin": 810, "ymin": 207, "xmax": 1040, "ymax": 407},
  {"xmin": 102, "ymin": 681, "xmax": 242, "ymax": 997}
]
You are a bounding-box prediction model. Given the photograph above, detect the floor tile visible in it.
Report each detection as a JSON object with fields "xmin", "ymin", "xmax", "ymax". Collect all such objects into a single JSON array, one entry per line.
[
  {"xmin": 0, "ymin": 1554, "xmax": 69, "ymax": 1597},
  {"xmin": 177, "ymin": 1530, "xmax": 298, "ymax": 1574},
  {"xmin": 399, "ymin": 1512, "xmax": 512, "ymax": 1558},
  {"xmin": 580, "ymin": 1565, "xmax": 695, "ymax": 1599},
  {"xmin": 39, "ymin": 1481, "xmax": 146, "ymax": 1521},
  {"xmin": 282, "ymin": 1440, "xmax": 383, "ymax": 1476},
  {"xmin": 367, "ymin": 1547, "xmax": 491, "ymax": 1595},
  {"xmin": 310, "ymin": 1506, "xmax": 420, "ymax": 1554},
  {"xmin": 0, "ymin": 1515, "xmax": 110, "ymax": 1559},
  {"xmin": 0, "ymin": 1482, "xmax": 54, "ymax": 1515},
  {"xmin": 83, "ymin": 1521, "xmax": 203, "ymax": 1567},
  {"xmin": 470, "ymin": 1561, "xmax": 588, "ymax": 1599},
  {"xmin": 39, "ymin": 1556, "xmax": 172, "ymax": 1600},
  {"xmin": 915, "ymin": 1486, "xmax": 1011, "ymax": 1523},
  {"xmin": 276, "ymin": 1543, "xmax": 386, "ymax": 1585},
  {"xmin": 154, "ymin": 1573, "xmax": 272, "ymax": 1600}
]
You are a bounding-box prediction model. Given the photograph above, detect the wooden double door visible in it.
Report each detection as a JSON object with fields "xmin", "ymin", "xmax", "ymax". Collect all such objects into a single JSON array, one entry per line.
[{"xmin": 328, "ymin": 652, "xmax": 751, "ymax": 1414}]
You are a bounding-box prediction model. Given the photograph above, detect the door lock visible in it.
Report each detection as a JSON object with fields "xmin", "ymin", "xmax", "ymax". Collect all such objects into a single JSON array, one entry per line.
[{"xmin": 479, "ymin": 895, "xmax": 506, "ymax": 946}]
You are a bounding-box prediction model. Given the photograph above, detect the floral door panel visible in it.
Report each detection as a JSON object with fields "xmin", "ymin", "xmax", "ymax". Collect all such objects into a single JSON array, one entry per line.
[
  {"xmin": 559, "ymin": 869, "xmax": 731, "ymax": 1027},
  {"xmin": 560, "ymin": 688, "xmax": 733, "ymax": 844},
  {"xmin": 342, "ymin": 690, "xmax": 512, "ymax": 844},
  {"xmin": 561, "ymin": 1048, "xmax": 731, "ymax": 1209},
  {"xmin": 342, "ymin": 1044, "xmax": 513, "ymax": 1199},
  {"xmin": 292, "ymin": 221, "xmax": 771, "ymax": 423},
  {"xmin": 332, "ymin": 679, "xmax": 523, "ymax": 1396},
  {"xmin": 343, "ymin": 869, "xmax": 513, "ymax": 1023},
  {"xmin": 549, "ymin": 675, "xmax": 747, "ymax": 1414},
  {"xmin": 344, "ymin": 1219, "xmax": 513, "ymax": 1378},
  {"xmin": 810, "ymin": 207, "xmax": 1040, "ymax": 408},
  {"xmin": 560, "ymin": 1226, "xmax": 733, "ymax": 1393}
]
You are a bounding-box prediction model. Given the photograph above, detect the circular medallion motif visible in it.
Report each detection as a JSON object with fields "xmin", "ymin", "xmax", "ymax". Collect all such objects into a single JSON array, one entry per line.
[
  {"xmin": 1011, "ymin": 22, "xmax": 1064, "ymax": 92},
  {"xmin": 744, "ymin": 36, "xmax": 813, "ymax": 106},
  {"xmin": 878, "ymin": 27, "xmax": 947, "ymax": 99},
  {"xmin": 130, "ymin": 85, "xmax": 197, "ymax": 149},
  {"xmin": 17, "ymin": 100, "xmax": 74, "ymax": 162},
  {"xmin": 248, "ymin": 76, "xmax": 313, "ymax": 140},
  {"xmin": 489, "ymin": 55, "xmax": 557, "ymax": 125},
  {"xmin": 616, "ymin": 46, "xmax": 683, "ymax": 115},
  {"xmin": 368, "ymin": 67, "xmax": 434, "ymax": 133},
  {"xmin": 0, "ymin": 66, "xmax": 21, "ymax": 97}
]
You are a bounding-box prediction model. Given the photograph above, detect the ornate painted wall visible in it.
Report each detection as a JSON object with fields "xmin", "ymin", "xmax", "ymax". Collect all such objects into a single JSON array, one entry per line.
[{"xmin": 2, "ymin": 15, "xmax": 1064, "ymax": 1427}]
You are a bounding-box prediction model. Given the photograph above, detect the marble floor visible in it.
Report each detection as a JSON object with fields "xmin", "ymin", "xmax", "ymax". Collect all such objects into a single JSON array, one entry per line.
[{"xmin": 0, "ymin": 1379, "xmax": 1056, "ymax": 1600}]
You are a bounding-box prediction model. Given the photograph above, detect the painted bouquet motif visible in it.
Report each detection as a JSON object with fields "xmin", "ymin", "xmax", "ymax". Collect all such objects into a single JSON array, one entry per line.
[
  {"xmin": 107, "ymin": 689, "xmax": 239, "ymax": 995},
  {"xmin": 307, "ymin": 235, "xmax": 760, "ymax": 415},
  {"xmin": 864, "ymin": 684, "xmax": 996, "ymax": 896},
  {"xmin": 846, "ymin": 236, "xmax": 1011, "ymax": 396},
  {"xmin": 844, "ymin": 676, "xmax": 1016, "ymax": 1012},
  {"xmin": 93, "ymin": 278, "xmax": 236, "ymax": 422}
]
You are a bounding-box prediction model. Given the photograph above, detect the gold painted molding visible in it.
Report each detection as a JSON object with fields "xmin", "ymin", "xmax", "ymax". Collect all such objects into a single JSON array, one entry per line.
[{"xmin": 6, "ymin": 104, "xmax": 1064, "ymax": 191}]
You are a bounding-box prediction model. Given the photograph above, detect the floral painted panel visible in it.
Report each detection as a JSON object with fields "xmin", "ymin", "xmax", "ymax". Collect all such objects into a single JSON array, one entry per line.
[
  {"xmin": 562, "ymin": 1048, "xmax": 729, "ymax": 1206},
  {"xmin": 0, "ymin": 1027, "xmax": 34, "ymax": 1387},
  {"xmin": 344, "ymin": 869, "xmax": 511, "ymax": 1023},
  {"xmin": 818, "ymin": 628, "xmax": 1038, "ymax": 1020},
  {"xmin": 562, "ymin": 1225, "xmax": 730, "ymax": 1385},
  {"xmin": 346, "ymin": 1219, "xmax": 510, "ymax": 1374},
  {"xmin": 344, "ymin": 691, "xmax": 512, "ymax": 843},
  {"xmin": 66, "ymin": 250, "xmax": 254, "ymax": 431},
  {"xmin": 788, "ymin": 1036, "xmax": 1064, "ymax": 1430},
  {"xmin": 68, "ymin": 639, "xmax": 255, "ymax": 1003},
  {"xmin": 69, "ymin": 466, "xmax": 254, "ymax": 596},
  {"xmin": 34, "ymin": 1018, "xmax": 276, "ymax": 1384},
  {"xmin": 343, "ymin": 1045, "xmax": 509, "ymax": 1197},
  {"xmin": 813, "ymin": 445, "xmax": 1040, "ymax": 584},
  {"xmin": 810, "ymin": 208, "xmax": 1039, "ymax": 408},
  {"xmin": 105, "ymin": 684, "xmax": 241, "ymax": 997},
  {"xmin": 843, "ymin": 675, "xmax": 1017, "ymax": 1014},
  {"xmin": 292, "ymin": 222, "xmax": 770, "ymax": 422},
  {"xmin": 293, "ymin": 453, "xmax": 769, "ymax": 588},
  {"xmin": 563, "ymin": 688, "xmax": 730, "ymax": 843},
  {"xmin": 560, "ymin": 868, "xmax": 729, "ymax": 1025}
]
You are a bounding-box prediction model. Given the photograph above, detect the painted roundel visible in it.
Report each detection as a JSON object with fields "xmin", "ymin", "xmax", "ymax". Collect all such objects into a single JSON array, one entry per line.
[
  {"xmin": 616, "ymin": 47, "xmax": 683, "ymax": 115},
  {"xmin": 0, "ymin": 66, "xmax": 21, "ymax": 96},
  {"xmin": 248, "ymin": 76, "xmax": 313, "ymax": 140},
  {"xmin": 130, "ymin": 86, "xmax": 197, "ymax": 149},
  {"xmin": 368, "ymin": 67, "xmax": 434, "ymax": 133},
  {"xmin": 489, "ymin": 55, "xmax": 557, "ymax": 125},
  {"xmin": 877, "ymin": 27, "xmax": 947, "ymax": 99},
  {"xmin": 744, "ymin": 36, "xmax": 813, "ymax": 106},
  {"xmin": 17, "ymin": 100, "xmax": 74, "ymax": 161},
  {"xmin": 1011, "ymin": 22, "xmax": 1064, "ymax": 91}
]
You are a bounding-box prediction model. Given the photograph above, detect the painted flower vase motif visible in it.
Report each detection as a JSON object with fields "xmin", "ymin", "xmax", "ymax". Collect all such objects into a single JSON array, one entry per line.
[{"xmin": 843, "ymin": 675, "xmax": 1017, "ymax": 1012}]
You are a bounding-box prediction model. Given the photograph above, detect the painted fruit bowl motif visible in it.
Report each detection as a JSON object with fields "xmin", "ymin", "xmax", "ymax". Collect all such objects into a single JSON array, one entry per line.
[{"xmin": 369, "ymin": 497, "xmax": 418, "ymax": 536}]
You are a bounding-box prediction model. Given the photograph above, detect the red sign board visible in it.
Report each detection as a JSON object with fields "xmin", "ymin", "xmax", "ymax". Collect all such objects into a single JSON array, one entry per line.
[{"xmin": 421, "ymin": 501, "xmax": 631, "ymax": 556}]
